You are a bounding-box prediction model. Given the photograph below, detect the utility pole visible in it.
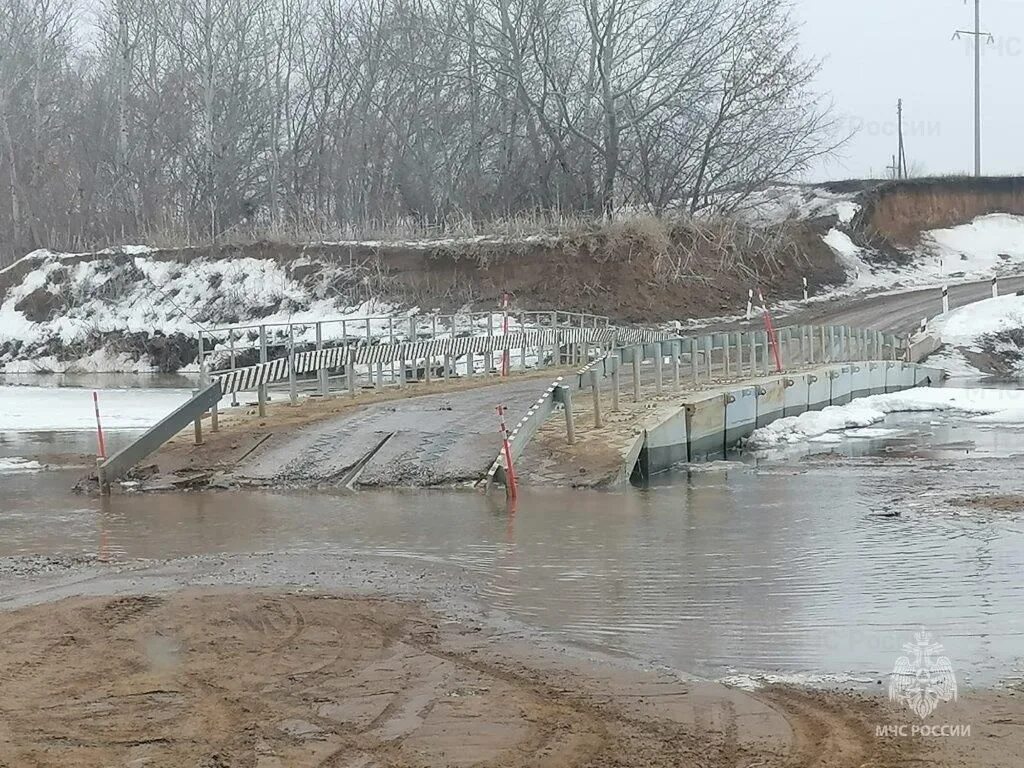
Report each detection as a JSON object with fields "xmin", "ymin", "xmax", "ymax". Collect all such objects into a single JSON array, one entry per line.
[
  {"xmin": 954, "ymin": 0, "xmax": 992, "ymax": 176},
  {"xmin": 897, "ymin": 99, "xmax": 906, "ymax": 179}
]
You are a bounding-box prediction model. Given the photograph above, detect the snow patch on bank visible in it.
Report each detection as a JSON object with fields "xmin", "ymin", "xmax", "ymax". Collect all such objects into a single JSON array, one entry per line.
[
  {"xmin": 819, "ymin": 214, "xmax": 1024, "ymax": 295},
  {"xmin": 928, "ymin": 294, "xmax": 1024, "ymax": 378},
  {"xmin": 930, "ymin": 294, "xmax": 1024, "ymax": 346},
  {"xmin": 746, "ymin": 387, "xmax": 1024, "ymax": 449},
  {"xmin": 922, "ymin": 214, "xmax": 1024, "ymax": 274},
  {"xmin": 734, "ymin": 186, "xmax": 859, "ymax": 227}
]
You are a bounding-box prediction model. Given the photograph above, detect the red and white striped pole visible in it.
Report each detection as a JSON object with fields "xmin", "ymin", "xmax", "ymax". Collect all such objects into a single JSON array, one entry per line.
[
  {"xmin": 496, "ymin": 405, "xmax": 518, "ymax": 499},
  {"xmin": 93, "ymin": 391, "xmax": 107, "ymax": 459}
]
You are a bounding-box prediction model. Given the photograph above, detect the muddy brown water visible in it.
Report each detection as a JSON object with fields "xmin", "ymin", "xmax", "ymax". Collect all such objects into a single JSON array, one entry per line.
[{"xmin": 4, "ymin": 376, "xmax": 1024, "ymax": 686}]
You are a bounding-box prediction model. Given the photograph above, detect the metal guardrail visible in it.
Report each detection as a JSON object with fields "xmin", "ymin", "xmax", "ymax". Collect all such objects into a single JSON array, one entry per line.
[
  {"xmin": 97, "ymin": 382, "xmax": 222, "ymax": 489},
  {"xmin": 483, "ymin": 322, "xmax": 905, "ymax": 494}
]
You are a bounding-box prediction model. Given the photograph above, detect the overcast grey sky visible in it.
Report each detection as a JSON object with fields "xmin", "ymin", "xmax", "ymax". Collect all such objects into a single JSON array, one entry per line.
[{"xmin": 795, "ymin": 0, "xmax": 1024, "ymax": 180}]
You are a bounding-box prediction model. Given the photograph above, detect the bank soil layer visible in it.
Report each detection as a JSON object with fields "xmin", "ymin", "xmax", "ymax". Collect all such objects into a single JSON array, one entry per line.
[{"xmin": 3, "ymin": 589, "xmax": 1004, "ymax": 768}]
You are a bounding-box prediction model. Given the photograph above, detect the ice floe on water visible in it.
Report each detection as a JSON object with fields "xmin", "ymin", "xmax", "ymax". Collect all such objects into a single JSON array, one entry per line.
[
  {"xmin": 0, "ymin": 457, "xmax": 43, "ymax": 473},
  {"xmin": 746, "ymin": 387, "xmax": 1024, "ymax": 449},
  {"xmin": 0, "ymin": 386, "xmax": 192, "ymax": 432}
]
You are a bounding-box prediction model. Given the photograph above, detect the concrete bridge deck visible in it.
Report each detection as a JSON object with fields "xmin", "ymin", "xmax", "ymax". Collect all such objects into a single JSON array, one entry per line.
[{"xmin": 236, "ymin": 376, "xmax": 562, "ymax": 488}]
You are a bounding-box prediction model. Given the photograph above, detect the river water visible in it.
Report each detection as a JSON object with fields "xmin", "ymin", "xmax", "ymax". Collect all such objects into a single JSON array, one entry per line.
[{"xmin": 2, "ymin": 378, "xmax": 1024, "ymax": 686}]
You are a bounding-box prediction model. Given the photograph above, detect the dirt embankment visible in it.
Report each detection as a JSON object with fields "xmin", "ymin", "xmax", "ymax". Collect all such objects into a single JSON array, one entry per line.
[
  {"xmin": 854, "ymin": 176, "xmax": 1024, "ymax": 256},
  {"xmin": 0, "ymin": 587, "xmax": 982, "ymax": 768}
]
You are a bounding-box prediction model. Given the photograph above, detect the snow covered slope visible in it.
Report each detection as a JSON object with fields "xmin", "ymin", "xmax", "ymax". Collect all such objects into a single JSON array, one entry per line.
[
  {"xmin": 0, "ymin": 248, "xmax": 401, "ymax": 373},
  {"xmin": 927, "ymin": 294, "xmax": 1024, "ymax": 377}
]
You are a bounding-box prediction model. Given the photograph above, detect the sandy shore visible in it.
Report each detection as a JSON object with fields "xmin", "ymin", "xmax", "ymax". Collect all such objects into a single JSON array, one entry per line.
[{"xmin": 1, "ymin": 550, "xmax": 1021, "ymax": 767}]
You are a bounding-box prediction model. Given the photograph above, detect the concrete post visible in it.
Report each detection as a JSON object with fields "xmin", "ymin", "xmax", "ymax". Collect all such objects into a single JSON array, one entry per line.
[
  {"xmin": 632, "ymin": 347, "xmax": 642, "ymax": 402},
  {"xmin": 316, "ymin": 322, "xmax": 328, "ymax": 396},
  {"xmin": 486, "ymin": 312, "xmax": 494, "ymax": 372},
  {"xmin": 733, "ymin": 331, "xmax": 742, "ymax": 374},
  {"xmin": 288, "ymin": 326, "xmax": 298, "ymax": 406},
  {"xmin": 590, "ymin": 370, "xmax": 603, "ymax": 428},
  {"xmin": 347, "ymin": 348, "xmax": 356, "ymax": 397},
  {"xmin": 375, "ymin": 362, "xmax": 384, "ymax": 389},
  {"xmin": 466, "ymin": 350, "xmax": 474, "ymax": 377},
  {"xmin": 610, "ymin": 355, "xmax": 621, "ymax": 412},
  {"xmin": 228, "ymin": 333, "xmax": 238, "ymax": 407},
  {"xmin": 551, "ymin": 311, "xmax": 559, "ymax": 365},
  {"xmin": 723, "ymin": 334, "xmax": 731, "ymax": 377},
  {"xmin": 198, "ymin": 331, "xmax": 206, "ymax": 385},
  {"xmin": 672, "ymin": 341, "xmax": 681, "ymax": 388},
  {"xmin": 825, "ymin": 327, "xmax": 833, "ymax": 363},
  {"xmin": 443, "ymin": 353, "xmax": 452, "ymax": 380},
  {"xmin": 703, "ymin": 335, "xmax": 714, "ymax": 380},
  {"xmin": 748, "ymin": 331, "xmax": 757, "ymax": 376},
  {"xmin": 760, "ymin": 330, "xmax": 771, "ymax": 375},
  {"xmin": 388, "ymin": 317, "xmax": 396, "ymax": 385},
  {"xmin": 520, "ymin": 312, "xmax": 527, "ymax": 371},
  {"xmin": 193, "ymin": 390, "xmax": 203, "ymax": 446},
  {"xmin": 258, "ymin": 324, "xmax": 268, "ymax": 417},
  {"xmin": 561, "ymin": 385, "xmax": 576, "ymax": 445},
  {"xmin": 654, "ymin": 342, "xmax": 663, "ymax": 395},
  {"xmin": 690, "ymin": 338, "xmax": 699, "ymax": 385}
]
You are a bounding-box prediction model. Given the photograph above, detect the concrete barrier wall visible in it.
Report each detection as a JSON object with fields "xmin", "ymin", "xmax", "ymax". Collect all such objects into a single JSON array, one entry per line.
[
  {"xmin": 830, "ymin": 366, "xmax": 853, "ymax": 406},
  {"xmin": 725, "ymin": 386, "xmax": 758, "ymax": 447},
  {"xmin": 868, "ymin": 363, "xmax": 886, "ymax": 394},
  {"xmin": 784, "ymin": 375, "xmax": 809, "ymax": 416},
  {"xmin": 685, "ymin": 392, "xmax": 726, "ymax": 462},
  {"xmin": 907, "ymin": 332, "xmax": 942, "ymax": 363},
  {"xmin": 756, "ymin": 380, "xmax": 787, "ymax": 427},
  {"xmin": 640, "ymin": 410, "xmax": 689, "ymax": 476},
  {"xmin": 807, "ymin": 373, "xmax": 830, "ymax": 410},
  {"xmin": 850, "ymin": 364, "xmax": 871, "ymax": 398}
]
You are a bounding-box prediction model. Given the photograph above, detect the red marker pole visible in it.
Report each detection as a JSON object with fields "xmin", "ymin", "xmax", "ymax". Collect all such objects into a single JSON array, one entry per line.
[
  {"xmin": 93, "ymin": 391, "xmax": 107, "ymax": 459},
  {"xmin": 496, "ymin": 405, "xmax": 518, "ymax": 499}
]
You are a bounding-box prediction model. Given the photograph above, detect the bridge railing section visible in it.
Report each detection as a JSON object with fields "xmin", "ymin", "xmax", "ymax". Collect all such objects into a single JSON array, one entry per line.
[{"xmin": 481, "ymin": 323, "xmax": 906, "ymax": 492}]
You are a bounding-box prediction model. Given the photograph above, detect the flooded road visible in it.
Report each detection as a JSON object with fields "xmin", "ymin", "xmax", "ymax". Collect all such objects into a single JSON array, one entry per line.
[{"xmin": 3, "ymin": 403, "xmax": 1024, "ymax": 686}]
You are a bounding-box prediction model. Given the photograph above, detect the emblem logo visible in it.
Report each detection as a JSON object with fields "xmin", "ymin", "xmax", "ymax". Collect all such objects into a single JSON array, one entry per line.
[{"xmin": 889, "ymin": 628, "xmax": 957, "ymax": 719}]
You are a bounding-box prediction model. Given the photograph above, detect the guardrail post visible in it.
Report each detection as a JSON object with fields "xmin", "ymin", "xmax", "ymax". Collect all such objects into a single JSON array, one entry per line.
[
  {"xmin": 192, "ymin": 390, "xmax": 204, "ymax": 445},
  {"xmin": 824, "ymin": 326, "xmax": 832, "ymax": 363},
  {"xmin": 654, "ymin": 342, "xmax": 663, "ymax": 395},
  {"xmin": 198, "ymin": 331, "xmax": 206, "ymax": 383},
  {"xmin": 288, "ymin": 326, "xmax": 298, "ymax": 406},
  {"xmin": 557, "ymin": 385, "xmax": 576, "ymax": 444},
  {"xmin": 519, "ymin": 312, "xmax": 527, "ymax": 371},
  {"xmin": 610, "ymin": 355, "xmax": 620, "ymax": 412},
  {"xmin": 632, "ymin": 346, "xmax": 642, "ymax": 402},
  {"xmin": 228, "ymin": 334, "xmax": 239, "ymax": 407},
  {"xmin": 316, "ymin": 322, "xmax": 328, "ymax": 396},
  {"xmin": 589, "ymin": 370, "xmax": 603, "ymax": 428},
  {"xmin": 748, "ymin": 331, "xmax": 756, "ymax": 376},
  {"xmin": 760, "ymin": 330, "xmax": 771, "ymax": 375},
  {"xmin": 671, "ymin": 340, "xmax": 680, "ymax": 387},
  {"xmin": 689, "ymin": 338, "xmax": 698, "ymax": 385},
  {"xmin": 347, "ymin": 347, "xmax": 357, "ymax": 397},
  {"xmin": 722, "ymin": 334, "xmax": 731, "ymax": 377},
  {"xmin": 258, "ymin": 325, "xmax": 268, "ymax": 417}
]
